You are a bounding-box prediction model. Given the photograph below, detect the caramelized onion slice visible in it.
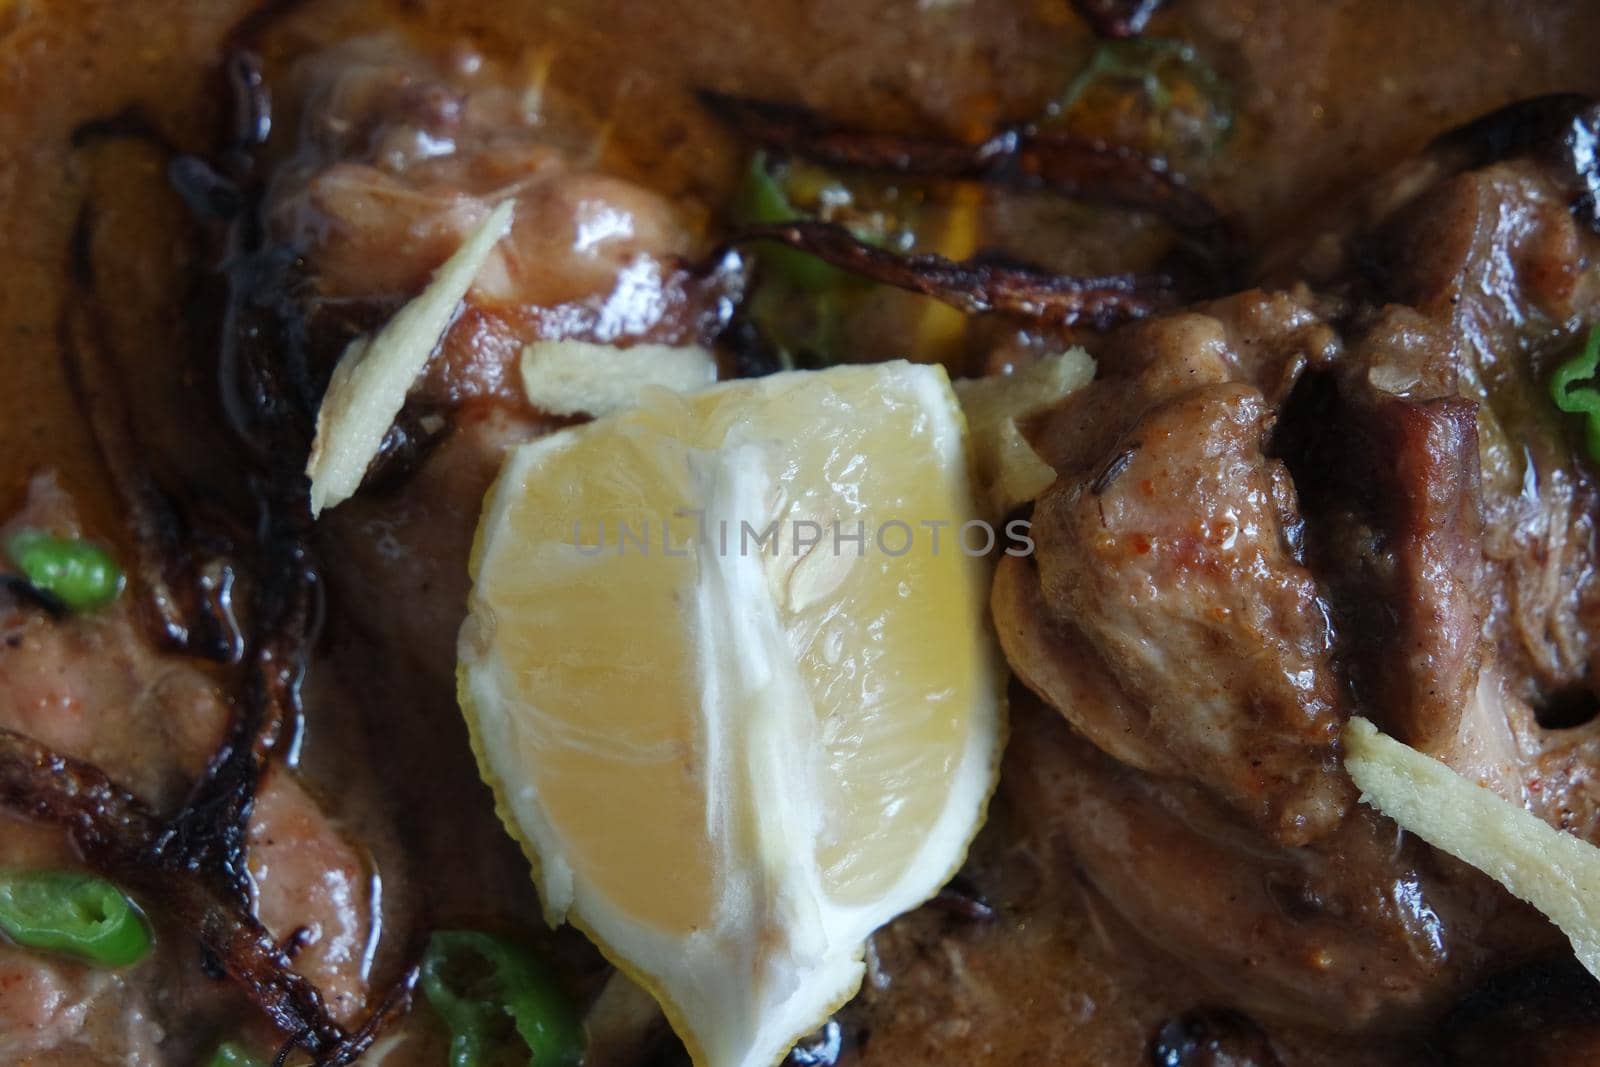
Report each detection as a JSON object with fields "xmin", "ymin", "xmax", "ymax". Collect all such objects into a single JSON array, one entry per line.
[
  {"xmin": 0, "ymin": 727, "xmax": 412, "ymax": 1065},
  {"xmin": 733, "ymin": 221, "xmax": 1165, "ymax": 328},
  {"xmin": 698, "ymin": 89, "xmax": 1221, "ymax": 232}
]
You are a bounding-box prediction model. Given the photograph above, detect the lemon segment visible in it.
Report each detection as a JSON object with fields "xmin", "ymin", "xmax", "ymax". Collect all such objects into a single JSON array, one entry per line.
[{"xmin": 459, "ymin": 362, "xmax": 1004, "ymax": 1067}]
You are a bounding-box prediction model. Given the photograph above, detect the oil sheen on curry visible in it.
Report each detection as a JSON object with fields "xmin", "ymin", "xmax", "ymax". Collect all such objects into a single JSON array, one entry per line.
[{"xmin": 3, "ymin": 1, "xmax": 1600, "ymax": 1065}]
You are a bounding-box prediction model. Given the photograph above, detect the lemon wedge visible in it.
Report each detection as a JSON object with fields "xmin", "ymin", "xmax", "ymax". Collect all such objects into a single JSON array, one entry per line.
[{"xmin": 458, "ymin": 361, "xmax": 1003, "ymax": 1067}]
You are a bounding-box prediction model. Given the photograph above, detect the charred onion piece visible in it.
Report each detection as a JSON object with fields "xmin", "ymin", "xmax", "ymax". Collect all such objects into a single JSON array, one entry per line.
[
  {"xmin": 0, "ymin": 726, "xmax": 411, "ymax": 1064},
  {"xmin": 1070, "ymin": 0, "xmax": 1168, "ymax": 38},
  {"xmin": 141, "ymin": 45, "xmax": 326, "ymax": 898},
  {"xmin": 64, "ymin": 47, "xmax": 321, "ymax": 933},
  {"xmin": 147, "ymin": 510, "xmax": 316, "ymax": 900},
  {"xmin": 698, "ymin": 89, "xmax": 1221, "ymax": 232},
  {"xmin": 733, "ymin": 221, "xmax": 1164, "ymax": 328},
  {"xmin": 66, "ymin": 193, "xmax": 312, "ymax": 902},
  {"xmin": 63, "ymin": 211, "xmax": 245, "ymax": 664}
]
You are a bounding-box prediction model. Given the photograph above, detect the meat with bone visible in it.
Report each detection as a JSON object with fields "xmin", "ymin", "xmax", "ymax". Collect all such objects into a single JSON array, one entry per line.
[{"xmin": 996, "ymin": 94, "xmax": 1600, "ymax": 1030}]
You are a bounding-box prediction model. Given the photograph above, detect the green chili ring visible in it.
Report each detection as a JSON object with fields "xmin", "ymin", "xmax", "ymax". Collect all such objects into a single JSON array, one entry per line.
[
  {"xmin": 0, "ymin": 870, "xmax": 152, "ymax": 967},
  {"xmin": 1550, "ymin": 325, "xmax": 1600, "ymax": 462},
  {"xmin": 206, "ymin": 1040, "xmax": 268, "ymax": 1067},
  {"xmin": 3, "ymin": 529, "xmax": 125, "ymax": 611},
  {"xmin": 420, "ymin": 929, "xmax": 584, "ymax": 1067}
]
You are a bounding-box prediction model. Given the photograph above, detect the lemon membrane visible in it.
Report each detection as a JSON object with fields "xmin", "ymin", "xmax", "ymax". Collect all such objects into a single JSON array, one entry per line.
[{"xmin": 458, "ymin": 361, "xmax": 1004, "ymax": 1067}]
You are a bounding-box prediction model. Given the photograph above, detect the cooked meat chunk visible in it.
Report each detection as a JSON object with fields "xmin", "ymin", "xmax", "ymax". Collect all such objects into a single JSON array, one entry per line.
[
  {"xmin": 0, "ymin": 474, "xmax": 230, "ymax": 807},
  {"xmin": 247, "ymin": 770, "xmax": 374, "ymax": 1024},
  {"xmin": 268, "ymin": 36, "xmax": 731, "ymax": 413},
  {"xmin": 1276, "ymin": 372, "xmax": 1486, "ymax": 749},
  {"xmin": 1003, "ymin": 697, "xmax": 1559, "ymax": 1030},
  {"xmin": 1275, "ymin": 111, "xmax": 1600, "ymax": 759},
  {"xmin": 1017, "ymin": 293, "xmax": 1351, "ymax": 843},
  {"xmin": 0, "ymin": 475, "xmax": 377, "ymax": 1054},
  {"xmin": 1264, "ymin": 99, "xmax": 1600, "ymax": 718},
  {"xmin": 999, "ymin": 96, "xmax": 1600, "ymax": 1032},
  {"xmin": 1028, "ymin": 378, "xmax": 1348, "ymax": 843},
  {"xmin": 1377, "ymin": 161, "xmax": 1600, "ymax": 703},
  {"xmin": 271, "ymin": 38, "xmax": 728, "ymax": 678}
]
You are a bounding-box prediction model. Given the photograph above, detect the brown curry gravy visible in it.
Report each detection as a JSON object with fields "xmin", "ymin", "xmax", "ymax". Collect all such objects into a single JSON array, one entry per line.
[{"xmin": 4, "ymin": 1, "xmax": 1600, "ymax": 1063}]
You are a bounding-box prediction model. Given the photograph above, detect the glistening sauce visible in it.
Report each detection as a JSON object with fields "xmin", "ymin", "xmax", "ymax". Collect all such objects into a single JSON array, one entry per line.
[{"xmin": 2, "ymin": 1, "xmax": 1599, "ymax": 1063}]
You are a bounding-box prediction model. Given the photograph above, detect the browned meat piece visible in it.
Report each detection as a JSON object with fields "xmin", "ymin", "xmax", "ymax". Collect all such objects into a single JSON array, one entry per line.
[
  {"xmin": 997, "ymin": 96, "xmax": 1600, "ymax": 1034},
  {"xmin": 0, "ymin": 475, "xmax": 230, "ymax": 808},
  {"xmin": 320, "ymin": 407, "xmax": 549, "ymax": 687},
  {"xmin": 0, "ymin": 474, "xmax": 378, "ymax": 1056},
  {"xmin": 1261, "ymin": 100, "xmax": 1600, "ymax": 721},
  {"xmin": 1272, "ymin": 109, "xmax": 1600, "ymax": 749},
  {"xmin": 269, "ymin": 38, "xmax": 727, "ymax": 679},
  {"xmin": 1372, "ymin": 160, "xmax": 1600, "ymax": 704},
  {"xmin": 1029, "ymin": 381, "xmax": 1349, "ymax": 843},
  {"xmin": 1275, "ymin": 374, "xmax": 1486, "ymax": 749},
  {"xmin": 247, "ymin": 770, "xmax": 375, "ymax": 1024},
  {"xmin": 1003, "ymin": 699, "xmax": 1560, "ymax": 1030},
  {"xmin": 268, "ymin": 36, "xmax": 731, "ymax": 414},
  {"xmin": 1016, "ymin": 294, "xmax": 1351, "ymax": 844}
]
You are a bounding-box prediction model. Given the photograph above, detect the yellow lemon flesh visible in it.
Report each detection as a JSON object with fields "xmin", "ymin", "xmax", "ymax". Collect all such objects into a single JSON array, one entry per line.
[{"xmin": 458, "ymin": 361, "xmax": 1004, "ymax": 1067}]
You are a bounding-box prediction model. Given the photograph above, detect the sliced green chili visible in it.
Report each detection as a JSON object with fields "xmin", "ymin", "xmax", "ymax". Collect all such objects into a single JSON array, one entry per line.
[
  {"xmin": 421, "ymin": 930, "xmax": 584, "ymax": 1067},
  {"xmin": 1550, "ymin": 325, "xmax": 1600, "ymax": 462},
  {"xmin": 0, "ymin": 870, "xmax": 152, "ymax": 967},
  {"xmin": 736, "ymin": 152, "xmax": 919, "ymax": 367},
  {"xmin": 737, "ymin": 152, "xmax": 859, "ymax": 293},
  {"xmin": 3, "ymin": 529, "xmax": 124, "ymax": 611},
  {"xmin": 205, "ymin": 1040, "xmax": 268, "ymax": 1067}
]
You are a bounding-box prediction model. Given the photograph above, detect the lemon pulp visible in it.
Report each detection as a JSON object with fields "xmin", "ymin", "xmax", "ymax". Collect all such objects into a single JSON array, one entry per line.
[{"xmin": 459, "ymin": 361, "xmax": 1004, "ymax": 1067}]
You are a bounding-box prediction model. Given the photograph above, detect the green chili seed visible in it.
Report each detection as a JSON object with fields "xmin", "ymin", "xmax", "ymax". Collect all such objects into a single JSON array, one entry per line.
[
  {"xmin": 1549, "ymin": 325, "xmax": 1600, "ymax": 462},
  {"xmin": 421, "ymin": 929, "xmax": 584, "ymax": 1067},
  {"xmin": 205, "ymin": 1041, "xmax": 268, "ymax": 1067},
  {"xmin": 0, "ymin": 870, "xmax": 152, "ymax": 967},
  {"xmin": 3, "ymin": 529, "xmax": 124, "ymax": 611}
]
